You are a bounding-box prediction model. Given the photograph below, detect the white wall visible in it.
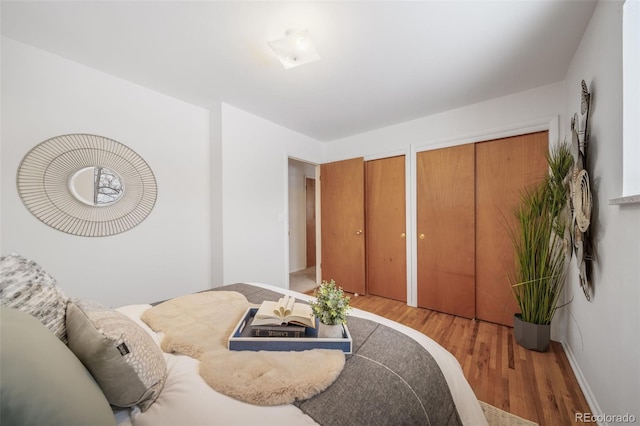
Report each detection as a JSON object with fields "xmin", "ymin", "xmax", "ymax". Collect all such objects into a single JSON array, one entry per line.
[
  {"xmin": 324, "ymin": 82, "xmax": 565, "ymax": 162},
  {"xmin": 221, "ymin": 104, "xmax": 322, "ymax": 288},
  {"xmin": 288, "ymin": 159, "xmax": 317, "ymax": 272},
  {"xmin": 210, "ymin": 102, "xmax": 224, "ymax": 286},
  {"xmin": 562, "ymin": 1, "xmax": 640, "ymax": 421},
  {"xmin": 1, "ymin": 38, "xmax": 212, "ymax": 307}
]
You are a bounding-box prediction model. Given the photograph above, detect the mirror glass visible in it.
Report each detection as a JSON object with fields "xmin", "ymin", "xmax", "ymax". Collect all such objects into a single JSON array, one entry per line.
[{"xmin": 69, "ymin": 166, "xmax": 125, "ymax": 206}]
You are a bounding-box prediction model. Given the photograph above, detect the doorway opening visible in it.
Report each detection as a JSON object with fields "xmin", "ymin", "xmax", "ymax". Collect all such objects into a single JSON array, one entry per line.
[{"xmin": 288, "ymin": 158, "xmax": 319, "ymax": 294}]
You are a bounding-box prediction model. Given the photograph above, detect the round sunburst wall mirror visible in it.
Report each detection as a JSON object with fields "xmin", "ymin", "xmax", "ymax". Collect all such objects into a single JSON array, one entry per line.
[{"xmin": 17, "ymin": 134, "xmax": 157, "ymax": 237}]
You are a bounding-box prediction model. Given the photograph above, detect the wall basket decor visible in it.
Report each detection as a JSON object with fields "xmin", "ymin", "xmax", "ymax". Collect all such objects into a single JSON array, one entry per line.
[
  {"xmin": 570, "ymin": 80, "xmax": 594, "ymax": 300},
  {"xmin": 17, "ymin": 134, "xmax": 157, "ymax": 237}
]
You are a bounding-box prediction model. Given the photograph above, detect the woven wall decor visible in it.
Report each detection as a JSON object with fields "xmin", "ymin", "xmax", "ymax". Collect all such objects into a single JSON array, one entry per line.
[
  {"xmin": 569, "ymin": 80, "xmax": 594, "ymax": 300},
  {"xmin": 17, "ymin": 134, "xmax": 157, "ymax": 237}
]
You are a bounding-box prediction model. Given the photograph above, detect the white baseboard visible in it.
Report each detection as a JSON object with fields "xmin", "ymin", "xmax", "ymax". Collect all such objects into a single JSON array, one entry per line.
[{"xmin": 561, "ymin": 339, "xmax": 605, "ymax": 426}]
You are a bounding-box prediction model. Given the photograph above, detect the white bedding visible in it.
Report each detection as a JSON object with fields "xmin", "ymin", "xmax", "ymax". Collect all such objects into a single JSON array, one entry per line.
[{"xmin": 115, "ymin": 282, "xmax": 487, "ymax": 426}]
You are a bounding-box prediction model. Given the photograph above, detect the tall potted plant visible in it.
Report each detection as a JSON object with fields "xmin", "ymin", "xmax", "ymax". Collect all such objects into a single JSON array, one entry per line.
[{"xmin": 510, "ymin": 142, "xmax": 573, "ymax": 352}]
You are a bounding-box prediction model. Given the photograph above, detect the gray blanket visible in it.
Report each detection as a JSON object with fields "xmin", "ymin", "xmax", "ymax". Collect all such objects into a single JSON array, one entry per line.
[{"xmin": 207, "ymin": 283, "xmax": 463, "ymax": 426}]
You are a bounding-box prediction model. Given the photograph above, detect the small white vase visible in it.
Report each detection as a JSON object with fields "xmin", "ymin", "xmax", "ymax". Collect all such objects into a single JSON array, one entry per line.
[{"xmin": 318, "ymin": 322, "xmax": 344, "ymax": 338}]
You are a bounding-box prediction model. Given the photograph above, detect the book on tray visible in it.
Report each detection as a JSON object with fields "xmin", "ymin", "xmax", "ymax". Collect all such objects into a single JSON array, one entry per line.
[
  {"xmin": 250, "ymin": 323, "xmax": 306, "ymax": 338},
  {"xmin": 251, "ymin": 295, "xmax": 316, "ymax": 337}
]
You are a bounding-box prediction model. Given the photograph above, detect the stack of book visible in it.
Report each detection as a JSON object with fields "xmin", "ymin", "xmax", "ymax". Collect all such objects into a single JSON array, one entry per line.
[{"xmin": 251, "ymin": 295, "xmax": 315, "ymax": 338}]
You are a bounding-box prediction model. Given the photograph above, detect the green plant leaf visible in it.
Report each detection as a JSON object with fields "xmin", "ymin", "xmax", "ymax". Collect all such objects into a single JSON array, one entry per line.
[
  {"xmin": 508, "ymin": 141, "xmax": 573, "ymax": 325},
  {"xmin": 309, "ymin": 279, "xmax": 351, "ymax": 325}
]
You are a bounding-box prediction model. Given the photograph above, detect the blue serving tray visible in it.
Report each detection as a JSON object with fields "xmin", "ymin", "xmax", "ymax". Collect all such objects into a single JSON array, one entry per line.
[{"xmin": 228, "ymin": 308, "xmax": 352, "ymax": 354}]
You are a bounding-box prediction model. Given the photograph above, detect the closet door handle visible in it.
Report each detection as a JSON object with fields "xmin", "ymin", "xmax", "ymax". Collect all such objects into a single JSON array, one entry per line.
[
  {"xmin": 419, "ymin": 233, "xmax": 425, "ymax": 240},
  {"xmin": 401, "ymin": 233, "xmax": 406, "ymax": 238},
  {"xmin": 355, "ymin": 229, "xmax": 363, "ymax": 235}
]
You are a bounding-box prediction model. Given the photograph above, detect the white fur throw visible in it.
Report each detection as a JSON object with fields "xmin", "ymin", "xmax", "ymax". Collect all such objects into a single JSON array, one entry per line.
[{"xmin": 141, "ymin": 291, "xmax": 345, "ymax": 406}]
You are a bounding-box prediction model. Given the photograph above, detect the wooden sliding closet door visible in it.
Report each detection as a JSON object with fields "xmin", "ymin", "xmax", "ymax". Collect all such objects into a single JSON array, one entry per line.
[
  {"xmin": 417, "ymin": 145, "xmax": 475, "ymax": 318},
  {"xmin": 320, "ymin": 158, "xmax": 366, "ymax": 295},
  {"xmin": 365, "ymin": 156, "xmax": 407, "ymax": 302},
  {"xmin": 475, "ymin": 131, "xmax": 549, "ymax": 326}
]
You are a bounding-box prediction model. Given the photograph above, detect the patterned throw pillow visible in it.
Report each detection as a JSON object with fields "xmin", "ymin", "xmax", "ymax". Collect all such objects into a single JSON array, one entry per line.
[
  {"xmin": 66, "ymin": 298, "xmax": 167, "ymax": 412},
  {"xmin": 0, "ymin": 253, "xmax": 68, "ymax": 343}
]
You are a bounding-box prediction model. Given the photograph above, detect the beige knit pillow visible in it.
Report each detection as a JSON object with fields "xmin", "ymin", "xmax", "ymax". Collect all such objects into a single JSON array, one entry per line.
[
  {"xmin": 66, "ymin": 299, "xmax": 167, "ymax": 412},
  {"xmin": 0, "ymin": 253, "xmax": 68, "ymax": 343}
]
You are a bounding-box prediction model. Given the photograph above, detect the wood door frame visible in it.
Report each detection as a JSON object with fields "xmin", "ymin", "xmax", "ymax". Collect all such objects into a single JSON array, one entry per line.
[{"xmin": 408, "ymin": 116, "xmax": 558, "ymax": 307}]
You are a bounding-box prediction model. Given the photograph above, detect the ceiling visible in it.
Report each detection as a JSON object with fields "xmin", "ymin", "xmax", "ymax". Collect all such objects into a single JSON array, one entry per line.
[{"xmin": 1, "ymin": 1, "xmax": 597, "ymax": 142}]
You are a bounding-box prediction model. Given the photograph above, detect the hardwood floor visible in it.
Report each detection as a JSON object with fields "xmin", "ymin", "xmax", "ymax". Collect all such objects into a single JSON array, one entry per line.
[{"xmin": 346, "ymin": 292, "xmax": 592, "ymax": 426}]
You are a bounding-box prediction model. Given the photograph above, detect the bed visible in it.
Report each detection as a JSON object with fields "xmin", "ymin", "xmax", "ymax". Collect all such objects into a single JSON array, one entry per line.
[{"xmin": 0, "ymin": 254, "xmax": 487, "ymax": 426}]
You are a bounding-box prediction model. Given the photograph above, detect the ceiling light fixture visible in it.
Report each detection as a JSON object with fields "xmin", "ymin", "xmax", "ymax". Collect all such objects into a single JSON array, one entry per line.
[{"xmin": 268, "ymin": 29, "xmax": 320, "ymax": 69}]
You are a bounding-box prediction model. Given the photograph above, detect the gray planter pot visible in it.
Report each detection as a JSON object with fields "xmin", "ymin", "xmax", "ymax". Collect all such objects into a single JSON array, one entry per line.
[
  {"xmin": 318, "ymin": 322, "xmax": 344, "ymax": 338},
  {"xmin": 513, "ymin": 314, "xmax": 550, "ymax": 352}
]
